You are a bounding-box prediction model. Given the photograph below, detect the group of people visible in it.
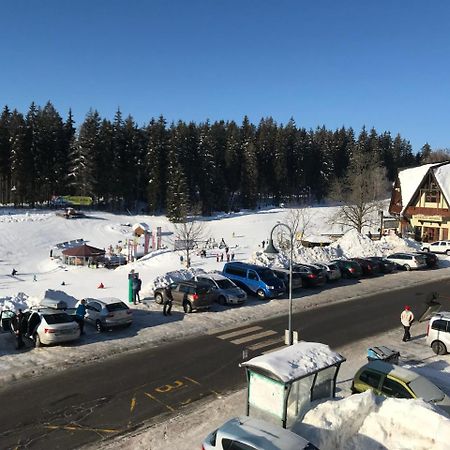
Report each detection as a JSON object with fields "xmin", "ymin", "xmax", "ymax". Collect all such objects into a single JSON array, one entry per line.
[{"xmin": 216, "ymin": 252, "xmax": 235, "ymax": 262}]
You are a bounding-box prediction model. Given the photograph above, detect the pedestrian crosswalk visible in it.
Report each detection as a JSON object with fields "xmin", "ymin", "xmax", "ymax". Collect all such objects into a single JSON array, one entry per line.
[{"xmin": 208, "ymin": 324, "xmax": 285, "ymax": 354}]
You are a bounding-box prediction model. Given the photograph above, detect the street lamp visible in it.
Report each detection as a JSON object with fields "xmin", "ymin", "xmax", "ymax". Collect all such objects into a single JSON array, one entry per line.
[{"xmin": 264, "ymin": 222, "xmax": 294, "ymax": 345}]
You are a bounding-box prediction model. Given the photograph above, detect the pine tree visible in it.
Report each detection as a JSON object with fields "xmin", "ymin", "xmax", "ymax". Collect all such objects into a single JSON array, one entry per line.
[
  {"xmin": 224, "ymin": 121, "xmax": 241, "ymax": 210},
  {"xmin": 146, "ymin": 116, "xmax": 169, "ymax": 213},
  {"xmin": 0, "ymin": 106, "xmax": 12, "ymax": 203},
  {"xmin": 239, "ymin": 116, "xmax": 258, "ymax": 208}
]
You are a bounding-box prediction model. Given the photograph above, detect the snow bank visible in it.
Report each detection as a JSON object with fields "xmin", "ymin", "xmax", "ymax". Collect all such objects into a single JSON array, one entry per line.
[{"xmin": 293, "ymin": 390, "xmax": 450, "ymax": 450}]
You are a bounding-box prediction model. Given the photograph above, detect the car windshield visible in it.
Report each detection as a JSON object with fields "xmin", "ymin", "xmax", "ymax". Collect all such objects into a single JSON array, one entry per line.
[
  {"xmin": 257, "ymin": 269, "xmax": 277, "ymax": 282},
  {"xmin": 216, "ymin": 279, "xmax": 235, "ymax": 289},
  {"xmin": 106, "ymin": 302, "xmax": 128, "ymax": 312},
  {"xmin": 43, "ymin": 313, "xmax": 74, "ymax": 324},
  {"xmin": 408, "ymin": 376, "xmax": 445, "ymax": 402}
]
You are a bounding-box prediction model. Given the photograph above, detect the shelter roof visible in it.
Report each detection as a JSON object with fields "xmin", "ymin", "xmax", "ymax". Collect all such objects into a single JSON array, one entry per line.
[
  {"xmin": 240, "ymin": 341, "xmax": 345, "ymax": 383},
  {"xmin": 62, "ymin": 244, "xmax": 105, "ymax": 257}
]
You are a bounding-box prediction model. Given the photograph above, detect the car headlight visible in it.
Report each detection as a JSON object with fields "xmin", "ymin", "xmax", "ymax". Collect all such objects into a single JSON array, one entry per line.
[{"xmin": 268, "ymin": 286, "xmax": 274, "ymax": 289}]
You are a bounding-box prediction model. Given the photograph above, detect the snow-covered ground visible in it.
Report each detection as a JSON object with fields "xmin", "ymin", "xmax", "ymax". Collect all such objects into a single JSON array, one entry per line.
[{"xmin": 0, "ymin": 205, "xmax": 449, "ymax": 449}]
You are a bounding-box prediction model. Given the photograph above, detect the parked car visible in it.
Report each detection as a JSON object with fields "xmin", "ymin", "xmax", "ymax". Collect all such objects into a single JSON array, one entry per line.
[
  {"xmin": 291, "ymin": 264, "xmax": 327, "ymax": 287},
  {"xmin": 84, "ymin": 297, "xmax": 133, "ymax": 331},
  {"xmin": 272, "ymin": 267, "xmax": 303, "ymax": 290},
  {"xmin": 331, "ymin": 259, "xmax": 363, "ymax": 279},
  {"xmin": 367, "ymin": 256, "xmax": 396, "ymax": 274},
  {"xmin": 222, "ymin": 262, "xmax": 285, "ymax": 299},
  {"xmin": 421, "ymin": 240, "xmax": 450, "ymax": 255},
  {"xmin": 351, "ymin": 360, "xmax": 450, "ymax": 415},
  {"xmin": 0, "ymin": 307, "xmax": 80, "ymax": 347},
  {"xmin": 194, "ymin": 273, "xmax": 247, "ymax": 305},
  {"xmin": 385, "ymin": 253, "xmax": 427, "ymax": 271},
  {"xmin": 426, "ymin": 311, "xmax": 450, "ymax": 355},
  {"xmin": 350, "ymin": 257, "xmax": 380, "ymax": 276},
  {"xmin": 413, "ymin": 251, "xmax": 439, "ymax": 269},
  {"xmin": 311, "ymin": 262, "xmax": 342, "ymax": 282},
  {"xmin": 153, "ymin": 280, "xmax": 216, "ymax": 312},
  {"xmin": 202, "ymin": 416, "xmax": 318, "ymax": 450},
  {"xmin": 99, "ymin": 254, "xmax": 127, "ymax": 268}
]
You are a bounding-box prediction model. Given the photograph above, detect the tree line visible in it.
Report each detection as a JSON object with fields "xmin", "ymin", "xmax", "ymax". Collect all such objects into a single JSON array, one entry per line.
[{"xmin": 0, "ymin": 101, "xmax": 432, "ymax": 220}]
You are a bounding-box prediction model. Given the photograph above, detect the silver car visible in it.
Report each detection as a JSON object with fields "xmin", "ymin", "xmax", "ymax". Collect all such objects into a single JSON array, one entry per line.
[
  {"xmin": 84, "ymin": 297, "xmax": 133, "ymax": 332},
  {"xmin": 312, "ymin": 262, "xmax": 342, "ymax": 281},
  {"xmin": 203, "ymin": 416, "xmax": 317, "ymax": 450},
  {"xmin": 195, "ymin": 273, "xmax": 247, "ymax": 305}
]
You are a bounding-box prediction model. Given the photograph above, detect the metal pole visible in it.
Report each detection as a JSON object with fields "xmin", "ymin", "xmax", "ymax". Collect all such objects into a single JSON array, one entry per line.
[{"xmin": 288, "ymin": 230, "xmax": 293, "ymax": 345}]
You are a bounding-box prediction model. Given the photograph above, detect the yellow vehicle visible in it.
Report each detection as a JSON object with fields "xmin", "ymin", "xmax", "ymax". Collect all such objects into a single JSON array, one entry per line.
[{"xmin": 352, "ymin": 360, "xmax": 450, "ymax": 414}]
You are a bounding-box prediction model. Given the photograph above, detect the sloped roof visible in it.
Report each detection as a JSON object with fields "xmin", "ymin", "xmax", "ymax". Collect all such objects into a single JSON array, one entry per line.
[
  {"xmin": 398, "ymin": 162, "xmax": 449, "ymax": 214},
  {"xmin": 240, "ymin": 341, "xmax": 345, "ymax": 383},
  {"xmin": 132, "ymin": 222, "xmax": 150, "ymax": 231},
  {"xmin": 62, "ymin": 244, "xmax": 105, "ymax": 257}
]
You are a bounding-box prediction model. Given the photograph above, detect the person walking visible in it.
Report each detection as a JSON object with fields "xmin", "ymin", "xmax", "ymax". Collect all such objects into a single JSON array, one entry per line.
[
  {"xmin": 132, "ymin": 276, "xmax": 140, "ymax": 305},
  {"xmin": 163, "ymin": 286, "xmax": 173, "ymax": 316},
  {"xmin": 401, "ymin": 305, "xmax": 414, "ymax": 342},
  {"xmin": 11, "ymin": 309, "xmax": 26, "ymax": 350},
  {"xmin": 75, "ymin": 299, "xmax": 87, "ymax": 334},
  {"xmin": 136, "ymin": 277, "xmax": 142, "ymax": 303},
  {"xmin": 11, "ymin": 268, "xmax": 17, "ymax": 276}
]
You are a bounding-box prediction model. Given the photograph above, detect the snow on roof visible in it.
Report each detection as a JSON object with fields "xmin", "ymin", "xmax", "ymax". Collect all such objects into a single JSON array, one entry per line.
[
  {"xmin": 132, "ymin": 222, "xmax": 150, "ymax": 231},
  {"xmin": 433, "ymin": 163, "xmax": 450, "ymax": 208},
  {"xmin": 240, "ymin": 341, "xmax": 345, "ymax": 383},
  {"xmin": 398, "ymin": 162, "xmax": 444, "ymax": 214}
]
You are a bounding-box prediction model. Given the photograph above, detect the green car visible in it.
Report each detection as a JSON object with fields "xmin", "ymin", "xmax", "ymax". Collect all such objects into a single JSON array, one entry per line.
[{"xmin": 352, "ymin": 360, "xmax": 450, "ymax": 415}]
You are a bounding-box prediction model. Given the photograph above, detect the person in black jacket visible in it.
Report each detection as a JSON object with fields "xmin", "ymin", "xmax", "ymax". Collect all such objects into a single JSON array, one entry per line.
[
  {"xmin": 163, "ymin": 286, "xmax": 173, "ymax": 316},
  {"xmin": 11, "ymin": 309, "xmax": 26, "ymax": 349}
]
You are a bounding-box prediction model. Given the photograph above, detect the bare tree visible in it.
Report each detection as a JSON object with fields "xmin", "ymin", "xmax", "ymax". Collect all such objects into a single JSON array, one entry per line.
[
  {"xmin": 281, "ymin": 207, "xmax": 314, "ymax": 248},
  {"xmin": 328, "ymin": 152, "xmax": 389, "ymax": 233},
  {"xmin": 172, "ymin": 213, "xmax": 208, "ymax": 268},
  {"xmin": 422, "ymin": 148, "xmax": 450, "ymax": 163}
]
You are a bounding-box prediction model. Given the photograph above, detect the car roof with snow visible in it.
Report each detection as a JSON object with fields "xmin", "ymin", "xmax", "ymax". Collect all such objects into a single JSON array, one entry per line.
[
  {"xmin": 196, "ymin": 272, "xmax": 229, "ymax": 281},
  {"xmin": 86, "ymin": 297, "xmax": 124, "ymax": 305}
]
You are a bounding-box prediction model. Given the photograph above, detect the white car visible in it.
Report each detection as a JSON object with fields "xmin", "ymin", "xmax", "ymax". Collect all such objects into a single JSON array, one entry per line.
[
  {"xmin": 0, "ymin": 308, "xmax": 80, "ymax": 347},
  {"xmin": 385, "ymin": 253, "xmax": 427, "ymax": 270},
  {"xmin": 421, "ymin": 240, "xmax": 450, "ymax": 255},
  {"xmin": 202, "ymin": 416, "xmax": 318, "ymax": 450},
  {"xmin": 426, "ymin": 311, "xmax": 450, "ymax": 355}
]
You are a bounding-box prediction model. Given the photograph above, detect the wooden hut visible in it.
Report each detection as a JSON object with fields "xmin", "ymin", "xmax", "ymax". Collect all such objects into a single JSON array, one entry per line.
[{"xmin": 62, "ymin": 244, "xmax": 105, "ymax": 266}]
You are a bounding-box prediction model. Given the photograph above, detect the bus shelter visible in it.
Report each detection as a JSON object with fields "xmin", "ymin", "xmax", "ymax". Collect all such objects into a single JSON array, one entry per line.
[{"xmin": 240, "ymin": 341, "xmax": 345, "ymax": 429}]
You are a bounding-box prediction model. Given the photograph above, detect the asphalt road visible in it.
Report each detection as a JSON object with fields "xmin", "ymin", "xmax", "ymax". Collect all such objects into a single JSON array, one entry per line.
[{"xmin": 1, "ymin": 277, "xmax": 450, "ymax": 449}]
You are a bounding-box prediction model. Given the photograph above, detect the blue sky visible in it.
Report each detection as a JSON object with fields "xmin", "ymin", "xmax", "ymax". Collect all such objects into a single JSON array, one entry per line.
[{"xmin": 1, "ymin": 0, "xmax": 449, "ymax": 151}]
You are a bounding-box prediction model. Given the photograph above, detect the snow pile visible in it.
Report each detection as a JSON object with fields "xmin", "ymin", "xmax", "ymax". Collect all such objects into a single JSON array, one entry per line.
[
  {"xmin": 329, "ymin": 229, "xmax": 380, "ymax": 258},
  {"xmin": 293, "ymin": 390, "xmax": 450, "ymax": 450},
  {"xmin": 0, "ymin": 292, "xmax": 29, "ymax": 312}
]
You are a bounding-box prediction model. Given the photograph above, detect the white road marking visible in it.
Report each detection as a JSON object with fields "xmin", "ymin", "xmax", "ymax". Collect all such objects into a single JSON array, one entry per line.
[{"xmin": 216, "ymin": 326, "xmax": 262, "ymax": 340}]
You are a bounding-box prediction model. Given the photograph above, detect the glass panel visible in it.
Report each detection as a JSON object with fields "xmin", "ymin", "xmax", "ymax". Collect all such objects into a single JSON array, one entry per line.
[
  {"xmin": 381, "ymin": 378, "xmax": 413, "ymax": 399},
  {"xmin": 359, "ymin": 370, "xmax": 382, "ymax": 389},
  {"xmin": 312, "ymin": 366, "xmax": 336, "ymax": 401},
  {"xmin": 286, "ymin": 375, "xmax": 314, "ymax": 427}
]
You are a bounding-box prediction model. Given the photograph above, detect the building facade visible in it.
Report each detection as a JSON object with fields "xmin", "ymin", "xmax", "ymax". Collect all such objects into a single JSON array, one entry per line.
[{"xmin": 389, "ymin": 162, "xmax": 450, "ymax": 242}]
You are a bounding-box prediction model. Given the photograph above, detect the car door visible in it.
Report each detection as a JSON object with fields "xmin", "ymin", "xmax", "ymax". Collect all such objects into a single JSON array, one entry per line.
[
  {"xmin": 0, "ymin": 309, "xmax": 15, "ymax": 333},
  {"xmin": 172, "ymin": 284, "xmax": 187, "ymax": 304},
  {"xmin": 355, "ymin": 369, "xmax": 383, "ymax": 395},
  {"xmin": 85, "ymin": 301, "xmax": 102, "ymax": 323},
  {"xmin": 247, "ymin": 270, "xmax": 260, "ymax": 293},
  {"xmin": 198, "ymin": 278, "xmax": 219, "ymax": 301},
  {"xmin": 380, "ymin": 377, "xmax": 414, "ymax": 399}
]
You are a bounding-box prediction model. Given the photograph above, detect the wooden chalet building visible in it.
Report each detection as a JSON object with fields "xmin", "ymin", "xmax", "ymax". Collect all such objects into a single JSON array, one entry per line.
[{"xmin": 389, "ymin": 161, "xmax": 450, "ymax": 242}]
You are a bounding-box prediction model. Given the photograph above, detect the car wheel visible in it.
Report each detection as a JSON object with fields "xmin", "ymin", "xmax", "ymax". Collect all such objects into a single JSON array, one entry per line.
[
  {"xmin": 446, "ymin": 250, "xmax": 450, "ymax": 256},
  {"xmin": 183, "ymin": 301, "xmax": 193, "ymax": 313},
  {"xmin": 34, "ymin": 333, "xmax": 42, "ymax": 348},
  {"xmin": 155, "ymin": 293, "xmax": 164, "ymax": 304},
  {"xmin": 431, "ymin": 340, "xmax": 447, "ymax": 355},
  {"xmin": 218, "ymin": 295, "xmax": 227, "ymax": 305},
  {"xmin": 403, "ymin": 264, "xmax": 411, "ymax": 271},
  {"xmin": 256, "ymin": 289, "xmax": 266, "ymax": 300},
  {"xmin": 422, "ymin": 248, "xmax": 429, "ymax": 252},
  {"xmin": 96, "ymin": 320, "xmax": 104, "ymax": 332}
]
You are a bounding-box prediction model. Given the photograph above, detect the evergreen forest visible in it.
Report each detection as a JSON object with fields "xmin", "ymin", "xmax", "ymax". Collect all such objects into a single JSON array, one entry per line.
[{"xmin": 0, "ymin": 102, "xmax": 427, "ymax": 220}]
